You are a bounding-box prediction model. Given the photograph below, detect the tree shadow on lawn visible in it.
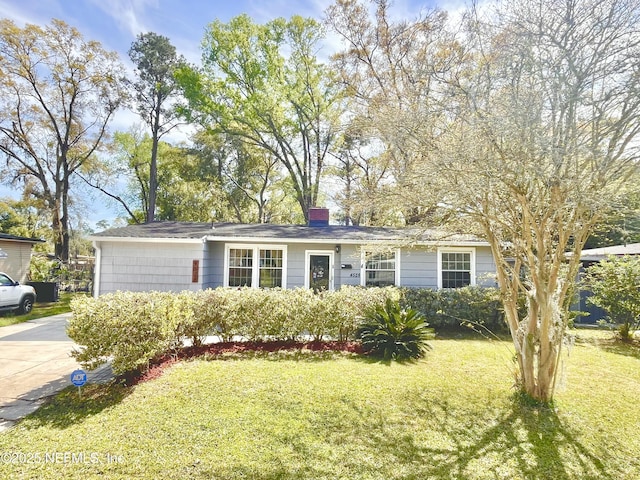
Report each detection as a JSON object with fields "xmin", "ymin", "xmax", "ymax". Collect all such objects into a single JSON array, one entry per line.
[
  {"xmin": 432, "ymin": 327, "xmax": 512, "ymax": 341},
  {"xmin": 365, "ymin": 395, "xmax": 611, "ymax": 480},
  {"xmin": 20, "ymin": 381, "xmax": 129, "ymax": 431},
  {"xmin": 351, "ymin": 353, "xmax": 428, "ymax": 367},
  {"xmin": 597, "ymin": 339, "xmax": 640, "ymax": 360},
  {"xmin": 574, "ymin": 333, "xmax": 640, "ymax": 360},
  {"xmin": 19, "ymin": 346, "xmax": 359, "ymax": 431}
]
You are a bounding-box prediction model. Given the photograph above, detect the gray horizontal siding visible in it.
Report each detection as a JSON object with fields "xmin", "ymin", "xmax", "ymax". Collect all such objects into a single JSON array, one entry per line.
[
  {"xmin": 476, "ymin": 246, "xmax": 498, "ymax": 287},
  {"xmin": 204, "ymin": 242, "xmax": 224, "ymax": 289},
  {"xmin": 96, "ymin": 239, "xmax": 498, "ymax": 295},
  {"xmin": 98, "ymin": 242, "xmax": 205, "ymax": 295},
  {"xmin": 286, "ymin": 243, "xmax": 336, "ymax": 288},
  {"xmin": 278, "ymin": 244, "xmax": 495, "ymax": 290},
  {"xmin": 336, "ymin": 244, "xmax": 362, "ymax": 288},
  {"xmin": 399, "ymin": 248, "xmax": 438, "ymax": 289}
]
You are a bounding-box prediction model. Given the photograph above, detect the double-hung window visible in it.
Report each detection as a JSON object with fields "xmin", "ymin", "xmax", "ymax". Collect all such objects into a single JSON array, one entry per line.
[
  {"xmin": 362, "ymin": 250, "xmax": 399, "ymax": 287},
  {"xmin": 225, "ymin": 244, "xmax": 286, "ymax": 288},
  {"xmin": 438, "ymin": 248, "xmax": 475, "ymax": 289},
  {"xmin": 258, "ymin": 248, "xmax": 284, "ymax": 288},
  {"xmin": 228, "ymin": 248, "xmax": 254, "ymax": 287}
]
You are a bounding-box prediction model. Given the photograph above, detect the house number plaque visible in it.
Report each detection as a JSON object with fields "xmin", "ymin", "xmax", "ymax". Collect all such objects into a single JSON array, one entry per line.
[{"xmin": 192, "ymin": 260, "xmax": 199, "ymax": 283}]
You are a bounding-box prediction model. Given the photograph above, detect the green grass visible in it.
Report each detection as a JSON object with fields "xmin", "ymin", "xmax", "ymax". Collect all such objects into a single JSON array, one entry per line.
[
  {"xmin": 1, "ymin": 331, "xmax": 638, "ymax": 479},
  {"xmin": 0, "ymin": 292, "xmax": 87, "ymax": 327}
]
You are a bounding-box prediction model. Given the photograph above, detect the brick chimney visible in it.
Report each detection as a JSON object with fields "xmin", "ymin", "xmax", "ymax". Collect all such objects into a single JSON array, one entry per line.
[{"xmin": 308, "ymin": 207, "xmax": 330, "ymax": 227}]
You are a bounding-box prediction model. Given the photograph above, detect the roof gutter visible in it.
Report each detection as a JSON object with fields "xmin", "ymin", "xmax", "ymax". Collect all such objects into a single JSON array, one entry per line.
[
  {"xmin": 88, "ymin": 236, "xmax": 204, "ymax": 244},
  {"xmin": 203, "ymin": 235, "xmax": 489, "ymax": 247},
  {"xmin": 87, "ymin": 235, "xmax": 489, "ymax": 248}
]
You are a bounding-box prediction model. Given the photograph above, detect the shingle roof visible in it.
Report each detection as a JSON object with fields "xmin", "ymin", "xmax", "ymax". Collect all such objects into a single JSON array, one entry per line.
[
  {"xmin": 0, "ymin": 232, "xmax": 45, "ymax": 243},
  {"xmin": 579, "ymin": 243, "xmax": 640, "ymax": 261},
  {"xmin": 90, "ymin": 221, "xmax": 487, "ymax": 245}
]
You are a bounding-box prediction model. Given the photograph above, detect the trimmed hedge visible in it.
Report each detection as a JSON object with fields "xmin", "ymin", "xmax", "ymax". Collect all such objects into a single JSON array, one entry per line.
[
  {"xmin": 68, "ymin": 286, "xmax": 507, "ymax": 375},
  {"xmin": 68, "ymin": 286, "xmax": 399, "ymax": 375},
  {"xmin": 67, "ymin": 291, "xmax": 184, "ymax": 374},
  {"xmin": 400, "ymin": 286, "xmax": 508, "ymax": 332}
]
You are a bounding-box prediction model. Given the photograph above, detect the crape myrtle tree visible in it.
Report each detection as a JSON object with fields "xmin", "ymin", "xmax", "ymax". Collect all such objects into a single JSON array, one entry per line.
[
  {"xmin": 129, "ymin": 32, "xmax": 186, "ymax": 223},
  {"xmin": 329, "ymin": 0, "xmax": 640, "ymax": 402},
  {"xmin": 444, "ymin": 0, "xmax": 640, "ymax": 402},
  {"xmin": 0, "ymin": 19, "xmax": 128, "ymax": 262},
  {"xmin": 177, "ymin": 14, "xmax": 341, "ymax": 222}
]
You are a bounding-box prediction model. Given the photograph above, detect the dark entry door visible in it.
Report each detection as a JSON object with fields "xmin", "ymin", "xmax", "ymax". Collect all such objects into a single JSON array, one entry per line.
[{"xmin": 309, "ymin": 254, "xmax": 330, "ymax": 292}]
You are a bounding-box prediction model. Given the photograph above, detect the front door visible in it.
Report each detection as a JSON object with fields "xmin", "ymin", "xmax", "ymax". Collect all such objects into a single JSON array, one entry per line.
[{"xmin": 306, "ymin": 252, "xmax": 334, "ymax": 292}]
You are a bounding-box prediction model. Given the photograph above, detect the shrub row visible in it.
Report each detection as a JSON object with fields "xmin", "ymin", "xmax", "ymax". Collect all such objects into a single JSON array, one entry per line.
[
  {"xmin": 68, "ymin": 286, "xmax": 400, "ymax": 375},
  {"xmin": 400, "ymin": 286, "xmax": 508, "ymax": 332},
  {"xmin": 68, "ymin": 285, "xmax": 509, "ymax": 375}
]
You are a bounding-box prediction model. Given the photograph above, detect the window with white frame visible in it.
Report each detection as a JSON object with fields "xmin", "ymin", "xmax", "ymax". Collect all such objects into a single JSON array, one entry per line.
[
  {"xmin": 362, "ymin": 250, "xmax": 399, "ymax": 287},
  {"xmin": 258, "ymin": 248, "xmax": 283, "ymax": 288},
  {"xmin": 438, "ymin": 248, "xmax": 475, "ymax": 289},
  {"xmin": 228, "ymin": 248, "xmax": 254, "ymax": 287},
  {"xmin": 226, "ymin": 245, "xmax": 286, "ymax": 288}
]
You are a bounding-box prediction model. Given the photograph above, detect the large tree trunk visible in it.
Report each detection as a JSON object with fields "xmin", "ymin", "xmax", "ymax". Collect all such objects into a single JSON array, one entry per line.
[
  {"xmin": 52, "ymin": 174, "xmax": 71, "ymax": 262},
  {"xmin": 147, "ymin": 135, "xmax": 158, "ymax": 223},
  {"xmin": 486, "ymin": 227, "xmax": 568, "ymax": 403},
  {"xmin": 52, "ymin": 205, "xmax": 64, "ymax": 261},
  {"xmin": 147, "ymin": 109, "xmax": 161, "ymax": 223},
  {"xmin": 513, "ymin": 298, "xmax": 561, "ymax": 403}
]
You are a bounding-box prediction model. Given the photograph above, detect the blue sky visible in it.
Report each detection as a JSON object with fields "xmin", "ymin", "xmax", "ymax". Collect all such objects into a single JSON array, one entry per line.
[
  {"xmin": 0, "ymin": 0, "xmax": 463, "ymax": 228},
  {"xmin": 0, "ymin": 0, "xmax": 449, "ymax": 64}
]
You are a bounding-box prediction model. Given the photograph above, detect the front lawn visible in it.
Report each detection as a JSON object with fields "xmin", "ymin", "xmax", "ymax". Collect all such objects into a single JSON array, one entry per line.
[{"xmin": 1, "ymin": 331, "xmax": 638, "ymax": 479}]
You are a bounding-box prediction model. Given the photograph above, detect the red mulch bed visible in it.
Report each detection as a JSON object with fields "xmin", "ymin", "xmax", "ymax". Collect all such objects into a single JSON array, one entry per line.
[{"xmin": 121, "ymin": 340, "xmax": 362, "ymax": 386}]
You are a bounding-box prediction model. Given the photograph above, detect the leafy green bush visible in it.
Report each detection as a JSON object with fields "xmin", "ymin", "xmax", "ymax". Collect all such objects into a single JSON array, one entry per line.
[
  {"xmin": 196, "ymin": 288, "xmax": 245, "ymax": 341},
  {"xmin": 71, "ymin": 285, "xmax": 510, "ymax": 374},
  {"xmin": 400, "ymin": 286, "xmax": 507, "ymax": 332},
  {"xmin": 262, "ymin": 289, "xmax": 309, "ymax": 340},
  {"xmin": 172, "ymin": 291, "xmax": 214, "ymax": 347},
  {"xmin": 68, "ymin": 286, "xmax": 405, "ymax": 374},
  {"xmin": 68, "ymin": 292, "xmax": 178, "ymax": 374},
  {"xmin": 356, "ymin": 299, "xmax": 434, "ymax": 361},
  {"xmin": 29, "ymin": 255, "xmax": 59, "ymax": 282},
  {"xmin": 584, "ymin": 255, "xmax": 640, "ymax": 340},
  {"xmin": 327, "ymin": 286, "xmax": 401, "ymax": 340}
]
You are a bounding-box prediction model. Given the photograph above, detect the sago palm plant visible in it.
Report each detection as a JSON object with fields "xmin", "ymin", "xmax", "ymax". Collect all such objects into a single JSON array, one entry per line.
[{"xmin": 356, "ymin": 299, "xmax": 433, "ymax": 361}]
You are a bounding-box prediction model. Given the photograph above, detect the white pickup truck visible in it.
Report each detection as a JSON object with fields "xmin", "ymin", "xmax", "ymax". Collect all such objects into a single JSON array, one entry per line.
[{"xmin": 0, "ymin": 272, "xmax": 36, "ymax": 314}]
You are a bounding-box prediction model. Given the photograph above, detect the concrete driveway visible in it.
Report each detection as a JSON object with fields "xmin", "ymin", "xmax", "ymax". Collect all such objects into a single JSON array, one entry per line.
[{"xmin": 0, "ymin": 313, "xmax": 112, "ymax": 432}]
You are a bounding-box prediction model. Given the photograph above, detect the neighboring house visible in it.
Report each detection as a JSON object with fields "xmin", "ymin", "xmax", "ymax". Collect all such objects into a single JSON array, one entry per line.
[
  {"xmin": 578, "ymin": 243, "xmax": 640, "ymax": 262},
  {"xmin": 0, "ymin": 232, "xmax": 45, "ymax": 283},
  {"xmin": 575, "ymin": 243, "xmax": 640, "ymax": 324},
  {"xmin": 89, "ymin": 210, "xmax": 497, "ymax": 296}
]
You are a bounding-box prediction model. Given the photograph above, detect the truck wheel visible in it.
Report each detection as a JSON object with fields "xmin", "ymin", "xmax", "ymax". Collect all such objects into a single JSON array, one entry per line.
[{"xmin": 18, "ymin": 296, "xmax": 34, "ymax": 314}]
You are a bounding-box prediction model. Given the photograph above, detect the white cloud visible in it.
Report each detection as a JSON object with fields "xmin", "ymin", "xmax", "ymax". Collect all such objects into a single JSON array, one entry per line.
[{"xmin": 86, "ymin": 0, "xmax": 158, "ymax": 37}]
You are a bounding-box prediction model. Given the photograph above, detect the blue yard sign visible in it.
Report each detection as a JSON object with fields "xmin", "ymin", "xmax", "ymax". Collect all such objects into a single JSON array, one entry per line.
[{"xmin": 70, "ymin": 369, "xmax": 87, "ymax": 387}]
